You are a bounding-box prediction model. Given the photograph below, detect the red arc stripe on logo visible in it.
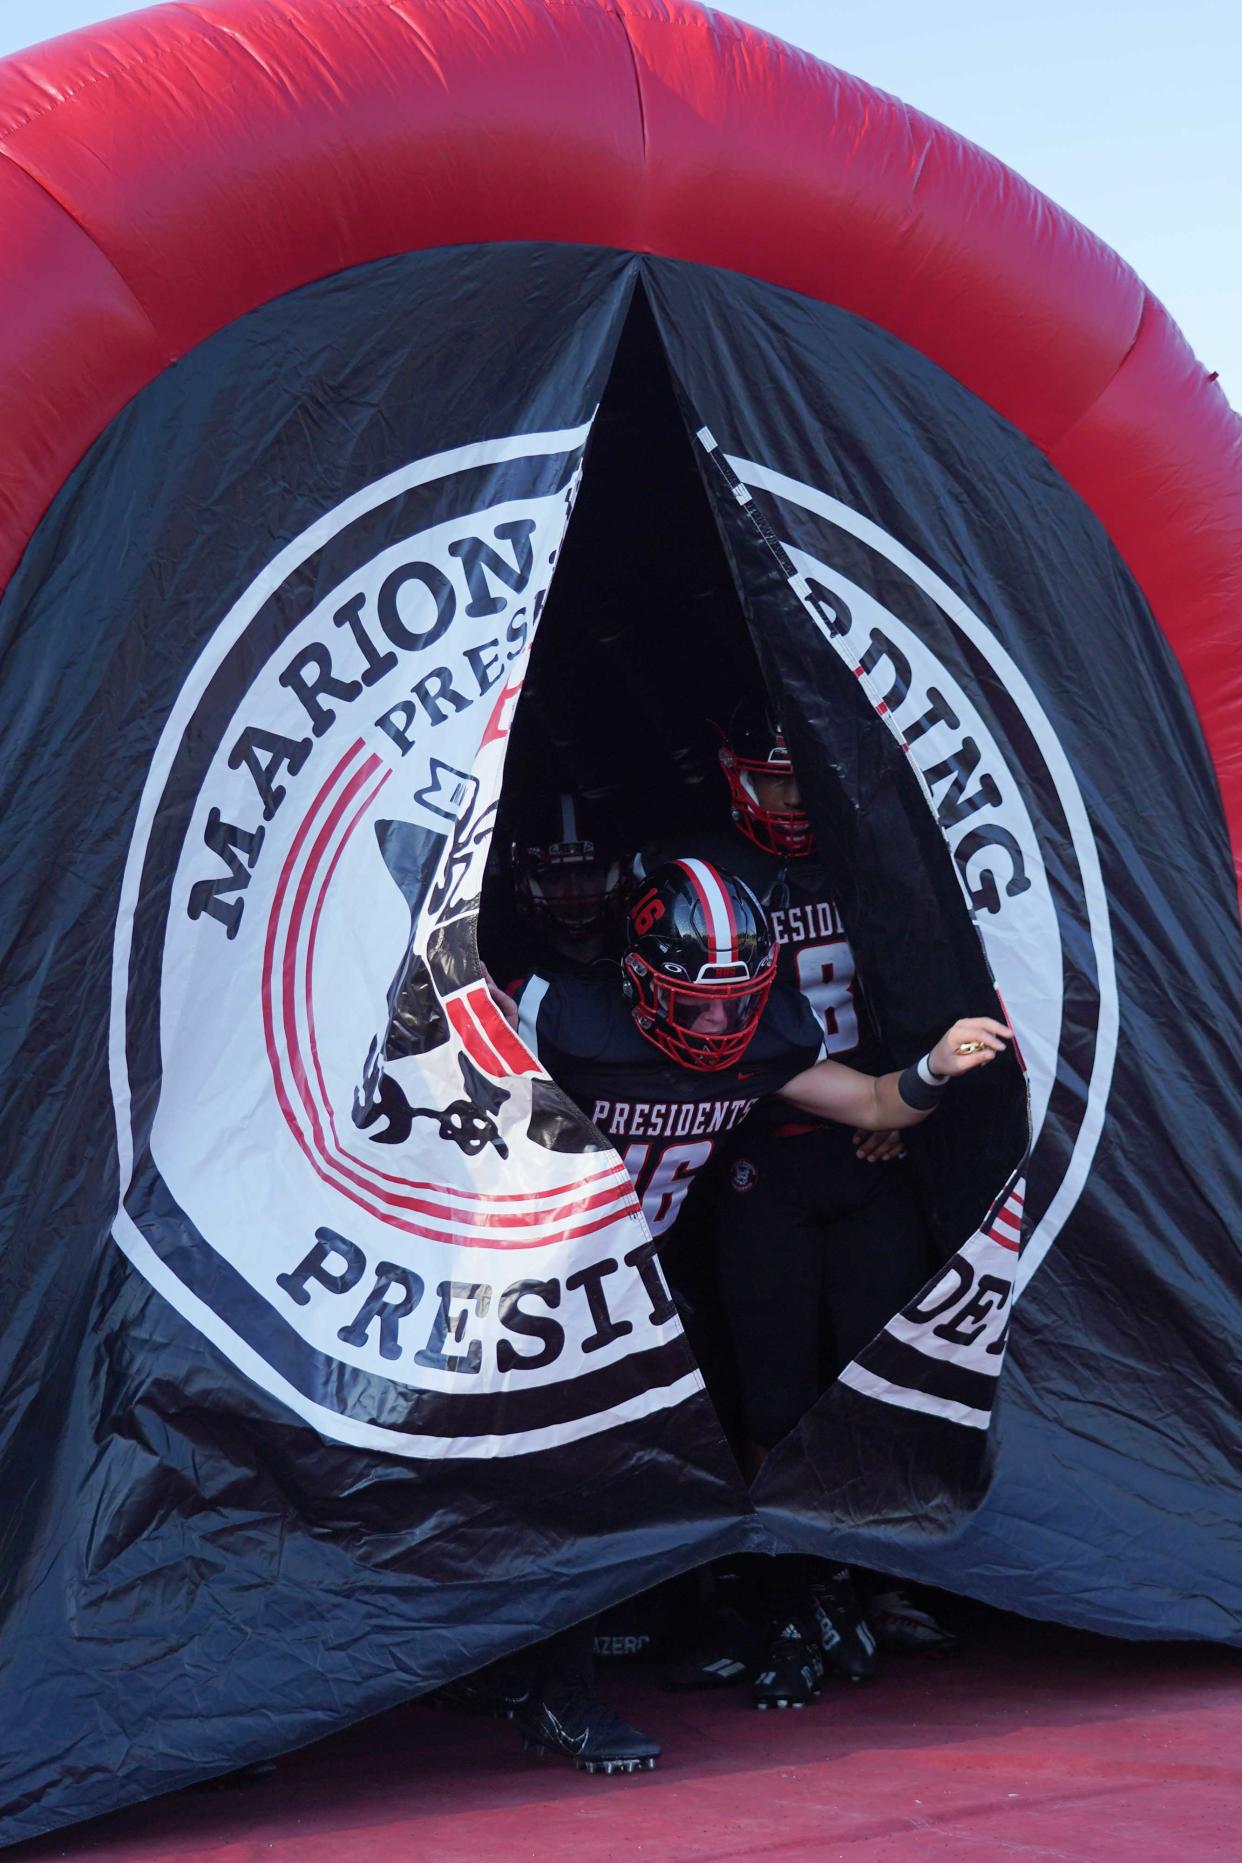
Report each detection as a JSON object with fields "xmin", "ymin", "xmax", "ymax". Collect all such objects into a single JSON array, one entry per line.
[{"xmin": 262, "ymin": 744, "xmax": 638, "ymax": 1241}]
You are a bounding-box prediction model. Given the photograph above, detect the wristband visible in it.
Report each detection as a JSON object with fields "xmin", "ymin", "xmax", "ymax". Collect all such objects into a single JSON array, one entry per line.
[{"xmin": 898, "ymin": 1054, "xmax": 949, "ymax": 1111}]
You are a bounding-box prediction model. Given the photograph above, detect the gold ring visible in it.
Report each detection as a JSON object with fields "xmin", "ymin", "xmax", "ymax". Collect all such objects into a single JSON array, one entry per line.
[{"xmin": 955, "ymin": 1040, "xmax": 985, "ymax": 1055}]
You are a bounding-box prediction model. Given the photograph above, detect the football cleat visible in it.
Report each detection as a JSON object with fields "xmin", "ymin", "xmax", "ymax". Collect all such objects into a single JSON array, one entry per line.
[
  {"xmin": 663, "ymin": 1603, "xmax": 761, "ymax": 1692},
  {"xmin": 751, "ymin": 1618, "xmax": 825, "ymax": 1710},
  {"xmin": 813, "ymin": 1567, "xmax": 880, "ymax": 1684},
  {"xmin": 867, "ymin": 1589, "xmax": 961, "ymax": 1659},
  {"xmin": 512, "ymin": 1678, "xmax": 661, "ymax": 1774}
]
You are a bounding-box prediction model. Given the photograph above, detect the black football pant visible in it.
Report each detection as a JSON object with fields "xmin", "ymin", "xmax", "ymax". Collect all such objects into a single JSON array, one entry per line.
[
  {"xmin": 471, "ymin": 1617, "xmax": 597, "ymax": 1701},
  {"xmin": 715, "ymin": 1121, "xmax": 932, "ymax": 1450}
]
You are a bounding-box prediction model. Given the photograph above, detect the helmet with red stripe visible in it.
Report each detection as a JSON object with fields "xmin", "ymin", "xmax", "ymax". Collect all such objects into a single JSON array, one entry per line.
[
  {"xmin": 622, "ymin": 860, "xmax": 777, "ymax": 1071},
  {"xmin": 513, "ymin": 791, "xmax": 626, "ymax": 943},
  {"xmin": 719, "ymin": 699, "xmax": 813, "ymax": 858}
]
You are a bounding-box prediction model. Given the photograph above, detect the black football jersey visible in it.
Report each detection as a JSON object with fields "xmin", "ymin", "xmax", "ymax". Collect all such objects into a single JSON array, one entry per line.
[
  {"xmin": 515, "ymin": 970, "xmax": 825, "ymax": 1236},
  {"xmin": 636, "ymin": 828, "xmax": 883, "ymax": 1070},
  {"xmin": 503, "ymin": 946, "xmax": 617, "ymax": 995}
]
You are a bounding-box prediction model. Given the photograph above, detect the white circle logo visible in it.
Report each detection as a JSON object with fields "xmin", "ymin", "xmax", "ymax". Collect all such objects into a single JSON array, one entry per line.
[{"xmin": 109, "ymin": 429, "xmax": 698, "ymax": 1459}]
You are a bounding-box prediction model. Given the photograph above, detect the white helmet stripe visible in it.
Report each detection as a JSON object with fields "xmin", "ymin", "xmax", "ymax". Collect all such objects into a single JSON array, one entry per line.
[{"xmin": 677, "ymin": 858, "xmax": 738, "ymax": 964}]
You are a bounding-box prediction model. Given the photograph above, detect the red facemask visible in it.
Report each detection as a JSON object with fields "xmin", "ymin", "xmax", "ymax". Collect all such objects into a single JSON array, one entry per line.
[
  {"xmin": 623, "ymin": 950, "xmax": 777, "ymax": 1070},
  {"xmin": 719, "ymin": 745, "xmax": 814, "ymax": 858}
]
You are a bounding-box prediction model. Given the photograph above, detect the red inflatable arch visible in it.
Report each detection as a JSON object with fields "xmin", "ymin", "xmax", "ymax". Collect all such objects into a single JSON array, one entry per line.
[
  {"xmin": 4, "ymin": 7, "xmax": 1242, "ymax": 1838},
  {"xmin": 1, "ymin": 0, "xmax": 1239, "ymax": 896}
]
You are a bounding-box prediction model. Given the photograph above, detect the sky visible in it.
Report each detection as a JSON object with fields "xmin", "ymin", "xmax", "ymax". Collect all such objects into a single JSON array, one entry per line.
[{"xmin": 2, "ymin": 0, "xmax": 1238, "ymax": 403}]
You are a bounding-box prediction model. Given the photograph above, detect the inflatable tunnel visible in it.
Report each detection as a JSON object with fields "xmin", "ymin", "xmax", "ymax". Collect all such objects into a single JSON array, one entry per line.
[{"xmin": 1, "ymin": 0, "xmax": 1239, "ymax": 1839}]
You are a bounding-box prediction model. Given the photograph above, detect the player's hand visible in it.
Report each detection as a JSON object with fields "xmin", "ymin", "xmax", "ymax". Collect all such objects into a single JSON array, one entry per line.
[
  {"xmin": 852, "ymin": 1128, "xmax": 906, "ymax": 1164},
  {"xmin": 482, "ymin": 965, "xmax": 520, "ymax": 1031},
  {"xmin": 929, "ymin": 1016, "xmax": 1012, "ymax": 1078}
]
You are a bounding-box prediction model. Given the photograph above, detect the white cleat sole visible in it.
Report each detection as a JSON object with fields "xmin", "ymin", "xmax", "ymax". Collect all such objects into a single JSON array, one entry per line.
[
  {"xmin": 579, "ymin": 1756, "xmax": 658, "ymax": 1774},
  {"xmin": 522, "ymin": 1739, "xmax": 657, "ymax": 1774}
]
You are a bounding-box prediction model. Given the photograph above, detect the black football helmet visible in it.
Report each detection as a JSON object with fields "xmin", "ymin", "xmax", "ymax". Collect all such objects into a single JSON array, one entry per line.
[
  {"xmin": 719, "ymin": 697, "xmax": 813, "ymax": 858},
  {"xmin": 512, "ymin": 791, "xmax": 626, "ymax": 943},
  {"xmin": 622, "ymin": 860, "xmax": 777, "ymax": 1071}
]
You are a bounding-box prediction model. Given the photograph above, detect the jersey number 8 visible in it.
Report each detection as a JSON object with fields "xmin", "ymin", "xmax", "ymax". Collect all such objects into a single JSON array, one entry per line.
[{"xmin": 795, "ymin": 942, "xmax": 860, "ymax": 1054}]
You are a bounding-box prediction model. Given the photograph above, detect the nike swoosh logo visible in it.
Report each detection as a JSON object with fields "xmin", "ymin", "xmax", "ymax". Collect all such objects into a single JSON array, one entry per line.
[{"xmin": 544, "ymin": 1708, "xmax": 588, "ymax": 1752}]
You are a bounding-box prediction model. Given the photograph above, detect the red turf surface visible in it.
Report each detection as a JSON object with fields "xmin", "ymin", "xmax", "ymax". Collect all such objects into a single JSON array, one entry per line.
[{"xmin": 12, "ymin": 1616, "xmax": 1241, "ymax": 1862}]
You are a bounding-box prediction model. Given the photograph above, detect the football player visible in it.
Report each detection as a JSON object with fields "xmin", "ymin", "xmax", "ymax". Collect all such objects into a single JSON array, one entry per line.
[
  {"xmin": 636, "ymin": 702, "xmax": 969, "ymax": 1687},
  {"xmin": 507, "ymin": 857, "xmax": 1009, "ymax": 1754},
  {"xmin": 510, "ymin": 789, "xmax": 628, "ymax": 975}
]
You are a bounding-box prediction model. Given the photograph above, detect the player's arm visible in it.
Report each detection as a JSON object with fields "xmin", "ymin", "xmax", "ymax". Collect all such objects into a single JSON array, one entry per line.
[{"xmin": 776, "ymin": 1017, "xmax": 1012, "ymax": 1129}]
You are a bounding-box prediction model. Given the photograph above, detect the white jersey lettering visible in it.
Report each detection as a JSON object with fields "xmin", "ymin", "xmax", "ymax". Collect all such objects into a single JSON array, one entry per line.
[{"xmin": 622, "ymin": 1139, "xmax": 715, "ymax": 1237}]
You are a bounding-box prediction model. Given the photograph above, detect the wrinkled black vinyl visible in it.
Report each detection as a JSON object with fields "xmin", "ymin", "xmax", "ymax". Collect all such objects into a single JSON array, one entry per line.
[{"xmin": 0, "ymin": 246, "xmax": 1239, "ymax": 1846}]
